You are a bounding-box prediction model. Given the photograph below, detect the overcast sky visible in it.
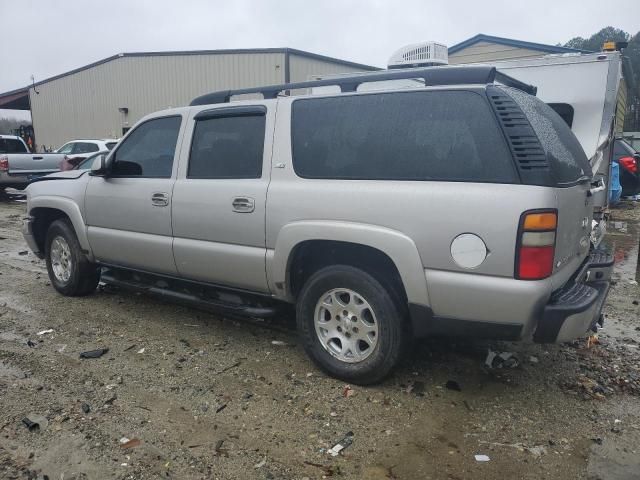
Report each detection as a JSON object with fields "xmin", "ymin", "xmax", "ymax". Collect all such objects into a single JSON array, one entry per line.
[{"xmin": 1, "ymin": 0, "xmax": 639, "ymax": 119}]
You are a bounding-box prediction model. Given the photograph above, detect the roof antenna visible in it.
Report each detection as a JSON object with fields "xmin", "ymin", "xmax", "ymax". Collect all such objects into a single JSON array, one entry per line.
[{"xmin": 30, "ymin": 75, "xmax": 40, "ymax": 94}]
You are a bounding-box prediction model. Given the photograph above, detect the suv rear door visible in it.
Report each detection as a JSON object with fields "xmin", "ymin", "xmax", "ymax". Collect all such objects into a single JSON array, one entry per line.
[
  {"xmin": 85, "ymin": 115, "xmax": 184, "ymax": 274},
  {"xmin": 171, "ymin": 104, "xmax": 273, "ymax": 292}
]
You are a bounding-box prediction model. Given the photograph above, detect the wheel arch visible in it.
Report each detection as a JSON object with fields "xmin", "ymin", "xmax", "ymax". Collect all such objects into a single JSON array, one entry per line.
[
  {"xmin": 29, "ymin": 197, "xmax": 92, "ymax": 259},
  {"xmin": 269, "ymin": 221, "xmax": 430, "ymax": 308}
]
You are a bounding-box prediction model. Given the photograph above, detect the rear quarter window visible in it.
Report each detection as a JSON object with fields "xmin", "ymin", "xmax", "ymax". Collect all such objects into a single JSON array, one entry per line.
[
  {"xmin": 291, "ymin": 90, "xmax": 517, "ymax": 183},
  {"xmin": 502, "ymin": 87, "xmax": 590, "ymax": 185}
]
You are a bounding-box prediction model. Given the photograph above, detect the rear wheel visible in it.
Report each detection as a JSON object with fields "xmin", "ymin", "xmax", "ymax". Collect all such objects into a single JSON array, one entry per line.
[
  {"xmin": 45, "ymin": 219, "xmax": 100, "ymax": 296},
  {"xmin": 296, "ymin": 265, "xmax": 407, "ymax": 384}
]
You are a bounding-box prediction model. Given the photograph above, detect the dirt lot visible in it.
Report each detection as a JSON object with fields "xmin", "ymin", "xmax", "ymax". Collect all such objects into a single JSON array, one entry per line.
[{"xmin": 0, "ymin": 195, "xmax": 639, "ymax": 480}]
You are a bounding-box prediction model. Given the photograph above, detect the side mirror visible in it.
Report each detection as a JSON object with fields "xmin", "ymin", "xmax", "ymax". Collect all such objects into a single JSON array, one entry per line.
[{"xmin": 89, "ymin": 153, "xmax": 109, "ymax": 176}]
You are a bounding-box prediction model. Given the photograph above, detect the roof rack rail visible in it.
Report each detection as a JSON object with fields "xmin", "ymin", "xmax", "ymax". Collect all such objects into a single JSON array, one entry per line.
[{"xmin": 190, "ymin": 65, "xmax": 537, "ymax": 106}]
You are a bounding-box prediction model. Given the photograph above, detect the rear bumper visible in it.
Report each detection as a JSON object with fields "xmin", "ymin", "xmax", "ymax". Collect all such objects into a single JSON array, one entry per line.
[{"xmin": 533, "ymin": 251, "xmax": 613, "ymax": 343}]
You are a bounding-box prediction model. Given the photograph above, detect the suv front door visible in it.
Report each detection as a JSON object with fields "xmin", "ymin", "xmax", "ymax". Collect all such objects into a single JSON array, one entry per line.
[
  {"xmin": 171, "ymin": 105, "xmax": 272, "ymax": 292},
  {"xmin": 85, "ymin": 115, "xmax": 184, "ymax": 274}
]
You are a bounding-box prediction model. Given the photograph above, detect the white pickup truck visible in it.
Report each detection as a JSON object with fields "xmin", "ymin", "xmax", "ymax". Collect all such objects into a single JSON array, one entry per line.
[{"xmin": 1, "ymin": 136, "xmax": 118, "ymax": 191}]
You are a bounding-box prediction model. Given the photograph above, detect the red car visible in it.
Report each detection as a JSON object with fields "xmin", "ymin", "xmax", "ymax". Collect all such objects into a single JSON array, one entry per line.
[{"xmin": 613, "ymin": 139, "xmax": 640, "ymax": 197}]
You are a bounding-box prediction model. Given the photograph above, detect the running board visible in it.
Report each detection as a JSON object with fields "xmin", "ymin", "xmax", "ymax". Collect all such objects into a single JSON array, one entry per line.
[{"xmin": 100, "ymin": 271, "xmax": 279, "ymax": 319}]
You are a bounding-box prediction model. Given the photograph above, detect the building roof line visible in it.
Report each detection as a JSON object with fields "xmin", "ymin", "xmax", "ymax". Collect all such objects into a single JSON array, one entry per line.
[
  {"xmin": 0, "ymin": 48, "xmax": 378, "ymax": 99},
  {"xmin": 448, "ymin": 33, "xmax": 593, "ymax": 55}
]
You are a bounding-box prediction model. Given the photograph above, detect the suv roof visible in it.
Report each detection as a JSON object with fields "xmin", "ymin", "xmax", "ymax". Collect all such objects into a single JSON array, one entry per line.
[{"xmin": 190, "ymin": 65, "xmax": 537, "ymax": 106}]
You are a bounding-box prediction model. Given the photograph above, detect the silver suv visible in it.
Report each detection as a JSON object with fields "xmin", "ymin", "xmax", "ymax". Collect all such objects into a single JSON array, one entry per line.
[{"xmin": 22, "ymin": 66, "xmax": 612, "ymax": 384}]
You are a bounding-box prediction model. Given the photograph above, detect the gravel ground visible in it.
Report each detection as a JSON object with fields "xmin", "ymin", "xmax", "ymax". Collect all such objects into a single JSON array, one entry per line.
[{"xmin": 0, "ymin": 196, "xmax": 639, "ymax": 480}]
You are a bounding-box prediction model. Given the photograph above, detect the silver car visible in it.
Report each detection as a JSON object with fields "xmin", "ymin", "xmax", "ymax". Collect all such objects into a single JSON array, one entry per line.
[{"xmin": 22, "ymin": 65, "xmax": 612, "ymax": 384}]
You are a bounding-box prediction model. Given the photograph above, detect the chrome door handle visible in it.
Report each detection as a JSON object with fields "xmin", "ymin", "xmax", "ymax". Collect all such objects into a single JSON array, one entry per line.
[
  {"xmin": 232, "ymin": 197, "xmax": 255, "ymax": 213},
  {"xmin": 151, "ymin": 192, "xmax": 169, "ymax": 207}
]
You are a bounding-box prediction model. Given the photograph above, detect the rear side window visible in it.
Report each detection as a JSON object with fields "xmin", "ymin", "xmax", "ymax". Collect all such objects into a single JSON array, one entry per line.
[
  {"xmin": 0, "ymin": 138, "xmax": 27, "ymax": 153},
  {"xmin": 105, "ymin": 142, "xmax": 118, "ymax": 150},
  {"xmin": 111, "ymin": 116, "xmax": 181, "ymax": 177},
  {"xmin": 73, "ymin": 142, "xmax": 99, "ymax": 154},
  {"xmin": 504, "ymin": 88, "xmax": 590, "ymax": 184},
  {"xmin": 547, "ymin": 103, "xmax": 574, "ymax": 128},
  {"xmin": 188, "ymin": 114, "xmax": 265, "ymax": 179},
  {"xmin": 291, "ymin": 90, "xmax": 517, "ymax": 183}
]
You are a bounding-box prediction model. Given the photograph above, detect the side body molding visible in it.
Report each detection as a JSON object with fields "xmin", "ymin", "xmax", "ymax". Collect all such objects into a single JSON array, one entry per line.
[{"xmin": 268, "ymin": 221, "xmax": 430, "ymax": 307}]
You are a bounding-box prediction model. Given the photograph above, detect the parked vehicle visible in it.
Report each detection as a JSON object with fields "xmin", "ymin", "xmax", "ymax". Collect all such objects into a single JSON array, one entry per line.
[
  {"xmin": 73, "ymin": 151, "xmax": 109, "ymax": 171},
  {"xmin": 613, "ymin": 139, "xmax": 640, "ymax": 197},
  {"xmin": 22, "ymin": 66, "xmax": 612, "ymax": 384},
  {"xmin": 1, "ymin": 137, "xmax": 118, "ymax": 190},
  {"xmin": 1, "ymin": 135, "xmax": 64, "ymax": 190},
  {"xmin": 57, "ymin": 139, "xmax": 118, "ymax": 170}
]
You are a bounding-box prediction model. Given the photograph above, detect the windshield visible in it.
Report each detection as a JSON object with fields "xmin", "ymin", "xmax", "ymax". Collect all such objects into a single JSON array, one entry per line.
[
  {"xmin": 57, "ymin": 142, "xmax": 74, "ymax": 154},
  {"xmin": 0, "ymin": 138, "xmax": 28, "ymax": 153},
  {"xmin": 76, "ymin": 151, "xmax": 106, "ymax": 170}
]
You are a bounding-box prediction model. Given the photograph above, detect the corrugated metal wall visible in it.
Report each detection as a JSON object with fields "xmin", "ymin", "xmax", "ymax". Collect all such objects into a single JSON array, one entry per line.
[
  {"xmin": 288, "ymin": 54, "xmax": 368, "ymax": 82},
  {"xmin": 448, "ymin": 41, "xmax": 546, "ymax": 65},
  {"xmin": 29, "ymin": 52, "xmax": 286, "ymax": 148}
]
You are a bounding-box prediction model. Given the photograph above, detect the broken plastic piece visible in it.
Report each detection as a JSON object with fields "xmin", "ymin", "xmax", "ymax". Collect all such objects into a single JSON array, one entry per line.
[
  {"xmin": 475, "ymin": 454, "xmax": 490, "ymax": 462},
  {"xmin": 21, "ymin": 417, "xmax": 39, "ymax": 432},
  {"xmin": 36, "ymin": 329, "xmax": 54, "ymax": 336},
  {"xmin": 328, "ymin": 431, "xmax": 354, "ymax": 456},
  {"xmin": 120, "ymin": 438, "xmax": 141, "ymax": 449},
  {"xmin": 79, "ymin": 348, "xmax": 109, "ymax": 359}
]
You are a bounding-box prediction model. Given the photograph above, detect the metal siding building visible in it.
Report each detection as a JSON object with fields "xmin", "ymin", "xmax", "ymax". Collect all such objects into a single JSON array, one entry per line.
[
  {"xmin": 2, "ymin": 49, "xmax": 375, "ymax": 149},
  {"xmin": 447, "ymin": 34, "xmax": 590, "ymax": 65}
]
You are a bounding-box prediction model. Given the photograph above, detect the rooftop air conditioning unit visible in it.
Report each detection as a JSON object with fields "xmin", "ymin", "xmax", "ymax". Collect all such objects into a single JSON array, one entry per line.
[{"xmin": 387, "ymin": 41, "xmax": 448, "ymax": 69}]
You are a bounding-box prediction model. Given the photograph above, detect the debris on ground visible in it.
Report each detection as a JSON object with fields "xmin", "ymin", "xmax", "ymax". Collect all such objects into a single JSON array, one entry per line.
[
  {"xmin": 328, "ymin": 431, "xmax": 354, "ymax": 457},
  {"xmin": 343, "ymin": 385, "xmax": 354, "ymax": 398},
  {"xmin": 21, "ymin": 415, "xmax": 48, "ymax": 432},
  {"xmin": 137, "ymin": 348, "xmax": 145, "ymax": 354},
  {"xmin": 120, "ymin": 438, "xmax": 141, "ymax": 449},
  {"xmin": 475, "ymin": 454, "xmax": 490, "ymax": 462},
  {"xmin": 485, "ymin": 349, "xmax": 519, "ymax": 368},
  {"xmin": 36, "ymin": 329, "xmax": 54, "ymax": 336},
  {"xmin": 81, "ymin": 403, "xmax": 91, "ymax": 414},
  {"xmin": 445, "ymin": 380, "xmax": 461, "ymax": 391},
  {"xmin": 79, "ymin": 348, "xmax": 109, "ymax": 359},
  {"xmin": 271, "ymin": 340, "xmax": 287, "ymax": 346},
  {"xmin": 214, "ymin": 439, "xmax": 229, "ymax": 457}
]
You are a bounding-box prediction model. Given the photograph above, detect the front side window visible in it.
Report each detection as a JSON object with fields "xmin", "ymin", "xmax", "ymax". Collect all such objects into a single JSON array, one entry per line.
[
  {"xmin": 188, "ymin": 114, "xmax": 265, "ymax": 179},
  {"xmin": 291, "ymin": 90, "xmax": 517, "ymax": 183},
  {"xmin": 111, "ymin": 116, "xmax": 182, "ymax": 177}
]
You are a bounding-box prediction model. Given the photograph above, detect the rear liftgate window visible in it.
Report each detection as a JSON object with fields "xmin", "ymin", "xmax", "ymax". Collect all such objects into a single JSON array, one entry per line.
[{"xmin": 291, "ymin": 90, "xmax": 517, "ymax": 183}]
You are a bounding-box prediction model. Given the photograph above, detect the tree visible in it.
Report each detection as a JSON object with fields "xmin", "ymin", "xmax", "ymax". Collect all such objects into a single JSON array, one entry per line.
[{"xmin": 564, "ymin": 27, "xmax": 630, "ymax": 51}]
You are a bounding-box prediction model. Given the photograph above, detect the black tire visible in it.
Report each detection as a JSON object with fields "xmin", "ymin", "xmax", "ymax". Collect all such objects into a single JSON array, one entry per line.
[
  {"xmin": 296, "ymin": 265, "xmax": 407, "ymax": 385},
  {"xmin": 45, "ymin": 219, "xmax": 100, "ymax": 296}
]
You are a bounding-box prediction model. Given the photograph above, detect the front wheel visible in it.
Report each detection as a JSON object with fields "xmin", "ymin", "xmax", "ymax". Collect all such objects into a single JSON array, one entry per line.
[
  {"xmin": 296, "ymin": 265, "xmax": 407, "ymax": 385},
  {"xmin": 45, "ymin": 219, "xmax": 100, "ymax": 296}
]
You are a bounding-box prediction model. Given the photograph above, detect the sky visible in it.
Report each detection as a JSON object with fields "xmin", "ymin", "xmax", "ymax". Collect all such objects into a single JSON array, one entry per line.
[{"xmin": 1, "ymin": 0, "xmax": 639, "ymax": 120}]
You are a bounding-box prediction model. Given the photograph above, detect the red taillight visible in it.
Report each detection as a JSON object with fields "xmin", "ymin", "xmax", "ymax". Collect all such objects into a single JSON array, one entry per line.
[
  {"xmin": 0, "ymin": 155, "xmax": 8, "ymax": 172},
  {"xmin": 619, "ymin": 156, "xmax": 637, "ymax": 174},
  {"xmin": 516, "ymin": 210, "xmax": 557, "ymax": 280}
]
